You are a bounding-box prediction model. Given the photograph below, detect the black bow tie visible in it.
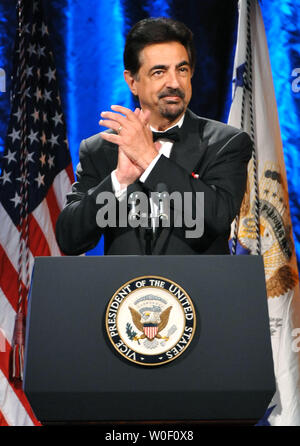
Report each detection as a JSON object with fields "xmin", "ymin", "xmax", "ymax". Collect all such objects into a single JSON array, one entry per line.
[{"xmin": 152, "ymin": 126, "xmax": 180, "ymax": 142}]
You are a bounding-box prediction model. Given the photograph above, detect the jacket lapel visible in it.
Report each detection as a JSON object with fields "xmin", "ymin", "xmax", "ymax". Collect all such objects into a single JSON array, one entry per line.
[{"xmin": 170, "ymin": 109, "xmax": 208, "ymax": 175}]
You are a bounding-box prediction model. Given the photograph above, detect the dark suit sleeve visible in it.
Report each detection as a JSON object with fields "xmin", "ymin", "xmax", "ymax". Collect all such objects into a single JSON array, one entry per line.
[
  {"xmin": 55, "ymin": 138, "xmax": 114, "ymax": 255},
  {"xmin": 143, "ymin": 131, "xmax": 252, "ymax": 237}
]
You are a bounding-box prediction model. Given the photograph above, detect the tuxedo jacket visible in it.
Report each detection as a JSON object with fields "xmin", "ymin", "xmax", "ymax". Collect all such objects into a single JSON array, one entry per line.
[{"xmin": 56, "ymin": 109, "xmax": 252, "ymax": 256}]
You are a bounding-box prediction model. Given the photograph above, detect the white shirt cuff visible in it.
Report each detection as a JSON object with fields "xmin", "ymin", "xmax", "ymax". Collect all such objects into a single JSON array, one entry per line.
[
  {"xmin": 139, "ymin": 153, "xmax": 162, "ymax": 183},
  {"xmin": 111, "ymin": 170, "xmax": 127, "ymax": 201}
]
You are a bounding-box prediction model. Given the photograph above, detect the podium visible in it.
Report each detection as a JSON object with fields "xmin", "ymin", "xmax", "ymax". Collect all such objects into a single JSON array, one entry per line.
[{"xmin": 24, "ymin": 255, "xmax": 275, "ymax": 423}]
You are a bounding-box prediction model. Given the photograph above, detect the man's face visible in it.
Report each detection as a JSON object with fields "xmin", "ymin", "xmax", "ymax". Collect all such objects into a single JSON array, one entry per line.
[{"xmin": 125, "ymin": 41, "xmax": 193, "ymax": 129}]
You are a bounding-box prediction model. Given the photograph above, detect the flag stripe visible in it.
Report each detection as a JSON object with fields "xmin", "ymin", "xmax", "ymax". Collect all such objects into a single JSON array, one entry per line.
[
  {"xmin": 46, "ymin": 184, "xmax": 62, "ymax": 233},
  {"xmin": 45, "ymin": 184, "xmax": 65, "ymax": 256},
  {"xmin": 0, "ymin": 292, "xmax": 40, "ymax": 426},
  {"xmin": 65, "ymin": 163, "xmax": 74, "ymax": 187},
  {"xmin": 0, "ymin": 287, "xmax": 16, "ymax": 346},
  {"xmin": 26, "ymin": 214, "xmax": 51, "ymax": 257},
  {"xmin": 0, "ymin": 411, "xmax": 9, "ymax": 426},
  {"xmin": 0, "ymin": 204, "xmax": 35, "ymax": 287},
  {"xmin": 0, "ymin": 334, "xmax": 39, "ymax": 425},
  {"xmin": 0, "ymin": 245, "xmax": 27, "ymax": 313},
  {"xmin": 52, "ymin": 168, "xmax": 72, "ymax": 210},
  {"xmin": 32, "ymin": 199, "xmax": 61, "ymax": 256},
  {"xmin": 0, "ymin": 370, "xmax": 35, "ymax": 426}
]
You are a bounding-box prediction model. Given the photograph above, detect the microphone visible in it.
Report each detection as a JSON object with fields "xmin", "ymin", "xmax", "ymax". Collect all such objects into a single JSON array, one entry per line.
[
  {"xmin": 156, "ymin": 183, "xmax": 169, "ymax": 223},
  {"xmin": 150, "ymin": 183, "xmax": 169, "ymax": 235},
  {"xmin": 128, "ymin": 192, "xmax": 140, "ymax": 224},
  {"xmin": 128, "ymin": 190, "xmax": 153, "ymax": 254}
]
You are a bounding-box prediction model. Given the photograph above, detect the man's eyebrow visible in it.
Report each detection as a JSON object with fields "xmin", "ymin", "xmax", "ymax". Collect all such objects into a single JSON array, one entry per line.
[
  {"xmin": 176, "ymin": 60, "xmax": 190, "ymax": 68},
  {"xmin": 148, "ymin": 60, "xmax": 190, "ymax": 74},
  {"xmin": 148, "ymin": 64, "xmax": 168, "ymax": 74}
]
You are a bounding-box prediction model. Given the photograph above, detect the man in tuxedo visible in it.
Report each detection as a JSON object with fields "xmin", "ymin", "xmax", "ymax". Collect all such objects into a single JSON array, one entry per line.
[{"xmin": 55, "ymin": 17, "xmax": 252, "ymax": 256}]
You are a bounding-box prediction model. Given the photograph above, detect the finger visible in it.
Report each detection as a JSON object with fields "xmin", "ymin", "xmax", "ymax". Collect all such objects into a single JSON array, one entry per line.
[
  {"xmin": 154, "ymin": 141, "xmax": 161, "ymax": 151},
  {"xmin": 138, "ymin": 109, "xmax": 147, "ymax": 125},
  {"xmin": 111, "ymin": 104, "xmax": 137, "ymax": 122},
  {"xmin": 140, "ymin": 108, "xmax": 151, "ymax": 125},
  {"xmin": 99, "ymin": 118, "xmax": 124, "ymax": 133},
  {"xmin": 110, "ymin": 106, "xmax": 144, "ymax": 131},
  {"xmin": 100, "ymin": 131, "xmax": 121, "ymax": 145},
  {"xmin": 100, "ymin": 111, "xmax": 128, "ymax": 127}
]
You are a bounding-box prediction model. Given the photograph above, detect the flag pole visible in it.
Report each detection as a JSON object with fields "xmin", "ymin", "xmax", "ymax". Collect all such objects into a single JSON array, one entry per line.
[
  {"xmin": 231, "ymin": 0, "xmax": 261, "ymax": 256},
  {"xmin": 244, "ymin": 0, "xmax": 261, "ymax": 256}
]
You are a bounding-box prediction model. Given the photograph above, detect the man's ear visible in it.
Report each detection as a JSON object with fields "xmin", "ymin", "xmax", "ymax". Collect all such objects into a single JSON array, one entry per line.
[{"xmin": 124, "ymin": 70, "xmax": 138, "ymax": 96}]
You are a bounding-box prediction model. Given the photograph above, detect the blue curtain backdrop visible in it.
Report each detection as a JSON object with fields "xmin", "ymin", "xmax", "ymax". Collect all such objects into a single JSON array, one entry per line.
[{"xmin": 0, "ymin": 0, "xmax": 299, "ymax": 264}]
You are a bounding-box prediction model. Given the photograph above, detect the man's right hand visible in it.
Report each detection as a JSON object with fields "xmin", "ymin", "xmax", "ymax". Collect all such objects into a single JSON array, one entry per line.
[
  {"xmin": 105, "ymin": 108, "xmax": 159, "ymax": 188},
  {"xmin": 114, "ymin": 108, "xmax": 146, "ymax": 188},
  {"xmin": 115, "ymin": 147, "xmax": 144, "ymax": 188}
]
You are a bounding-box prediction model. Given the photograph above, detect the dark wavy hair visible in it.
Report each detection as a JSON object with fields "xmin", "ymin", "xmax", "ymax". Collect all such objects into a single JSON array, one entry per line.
[{"xmin": 124, "ymin": 18, "xmax": 196, "ymax": 77}]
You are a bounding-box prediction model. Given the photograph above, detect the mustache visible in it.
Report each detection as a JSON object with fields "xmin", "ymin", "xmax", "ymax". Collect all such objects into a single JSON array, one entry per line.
[{"xmin": 158, "ymin": 88, "xmax": 185, "ymax": 100}]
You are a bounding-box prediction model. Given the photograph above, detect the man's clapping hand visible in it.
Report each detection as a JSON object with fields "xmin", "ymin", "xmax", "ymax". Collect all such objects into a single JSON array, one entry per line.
[{"xmin": 99, "ymin": 106, "xmax": 159, "ymax": 187}]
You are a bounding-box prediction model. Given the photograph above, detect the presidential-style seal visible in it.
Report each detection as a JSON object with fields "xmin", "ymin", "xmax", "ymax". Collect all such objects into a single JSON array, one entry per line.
[{"xmin": 105, "ymin": 276, "xmax": 196, "ymax": 366}]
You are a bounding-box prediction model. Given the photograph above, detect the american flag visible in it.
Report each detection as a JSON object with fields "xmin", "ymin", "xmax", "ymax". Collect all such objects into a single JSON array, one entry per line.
[{"xmin": 0, "ymin": 0, "xmax": 73, "ymax": 425}]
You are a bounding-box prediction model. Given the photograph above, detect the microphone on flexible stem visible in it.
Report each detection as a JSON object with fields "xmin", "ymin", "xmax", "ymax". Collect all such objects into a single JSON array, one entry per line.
[
  {"xmin": 128, "ymin": 192, "xmax": 140, "ymax": 224},
  {"xmin": 151, "ymin": 183, "xmax": 169, "ymax": 243},
  {"xmin": 157, "ymin": 182, "xmax": 169, "ymax": 223},
  {"xmin": 129, "ymin": 191, "xmax": 153, "ymax": 255}
]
